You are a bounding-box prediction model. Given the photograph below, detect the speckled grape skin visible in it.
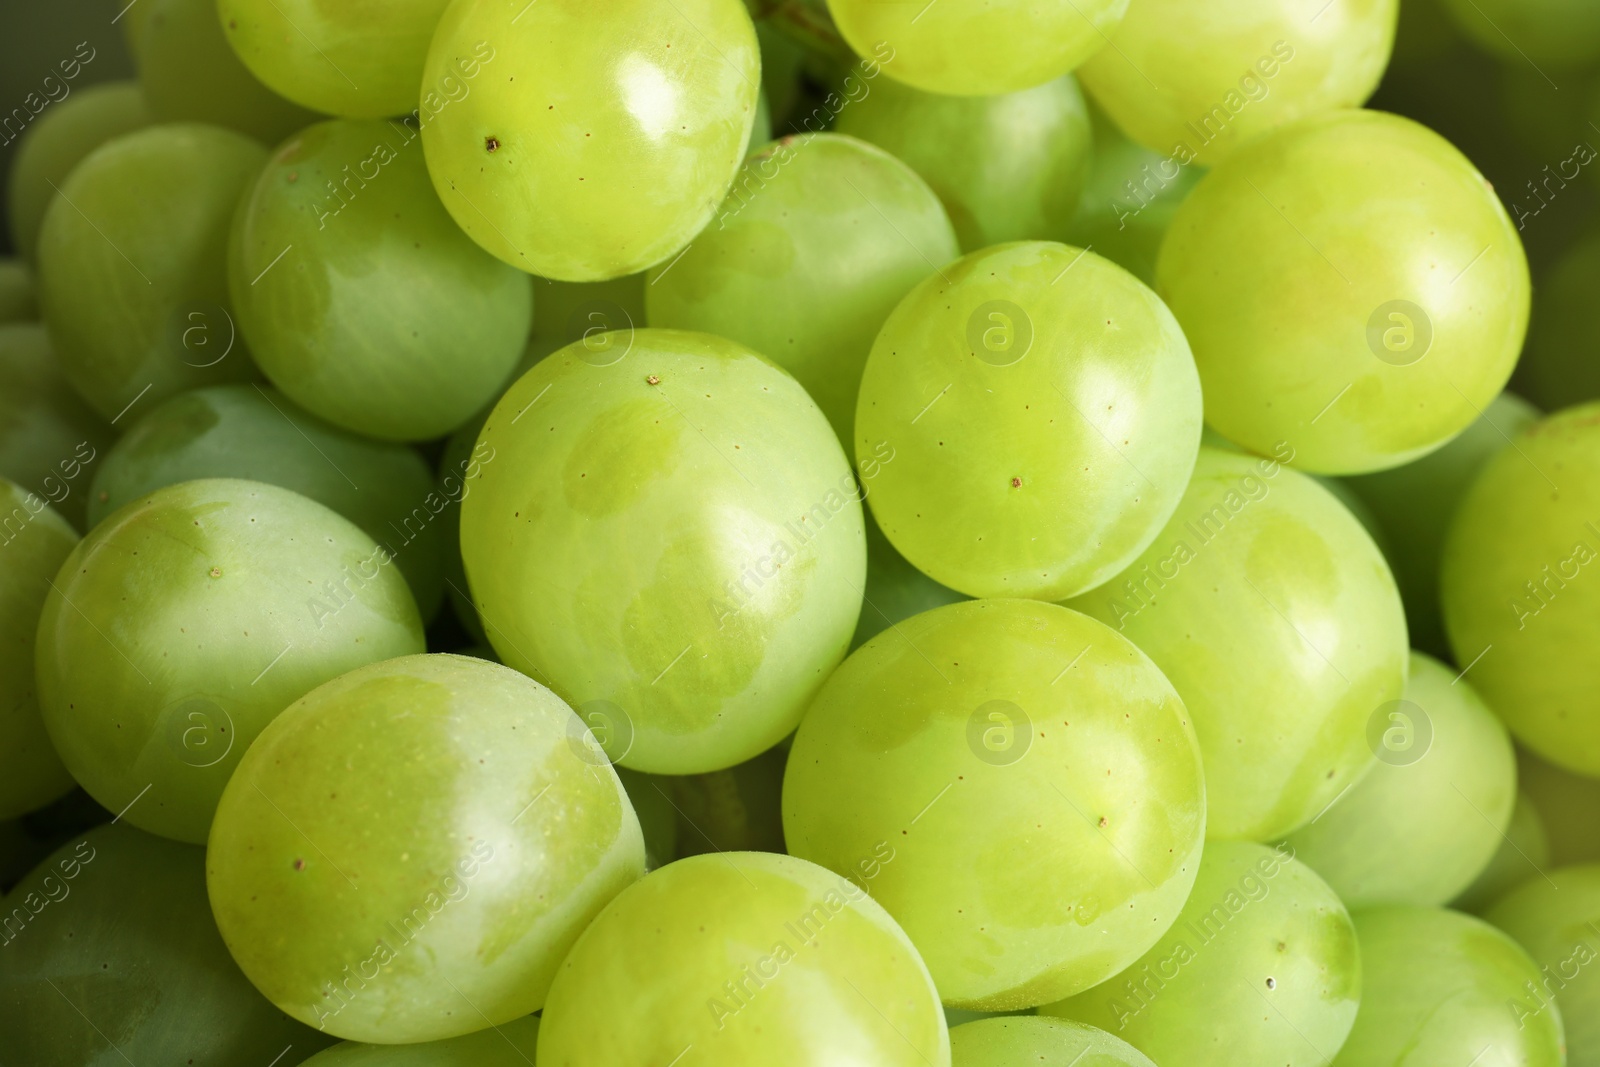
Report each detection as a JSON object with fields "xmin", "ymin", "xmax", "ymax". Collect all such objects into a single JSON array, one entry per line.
[
  {"xmin": 783, "ymin": 598, "xmax": 1206, "ymax": 1010},
  {"xmin": 36, "ymin": 479, "xmax": 425, "ymax": 844},
  {"xmin": 302, "ymin": 1015, "xmax": 540, "ymax": 1065},
  {"xmin": 536, "ymin": 851, "xmax": 949, "ymax": 1066},
  {"xmin": 950, "ymin": 1016, "xmax": 1156, "ymax": 1067},
  {"xmin": 458, "ymin": 329, "xmax": 866, "ymax": 776},
  {"xmin": 1489, "ymin": 866, "xmax": 1600, "ymax": 1065},
  {"xmin": 856, "ymin": 241, "xmax": 1201, "ymax": 601},
  {"xmin": 1157, "ymin": 110, "xmax": 1529, "ymax": 474},
  {"xmin": 420, "ymin": 0, "xmax": 760, "ymax": 281},
  {"xmin": 1043, "ymin": 841, "xmax": 1361, "ymax": 1067},
  {"xmin": 1066, "ymin": 447, "xmax": 1408, "ymax": 842},
  {"xmin": 207, "ymin": 654, "xmax": 645, "ymax": 1044}
]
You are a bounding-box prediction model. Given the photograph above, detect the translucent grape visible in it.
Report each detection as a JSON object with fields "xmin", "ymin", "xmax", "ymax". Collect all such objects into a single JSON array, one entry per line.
[
  {"xmin": 302, "ymin": 1016, "xmax": 540, "ymax": 1065},
  {"xmin": 950, "ymin": 1016, "xmax": 1156, "ymax": 1067},
  {"xmin": 851, "ymin": 509, "xmax": 967, "ymax": 651},
  {"xmin": 1452, "ymin": 791, "xmax": 1550, "ymax": 913},
  {"xmin": 1488, "ymin": 866, "xmax": 1600, "ymax": 1064},
  {"xmin": 1439, "ymin": 0, "xmax": 1600, "ymax": 68}
]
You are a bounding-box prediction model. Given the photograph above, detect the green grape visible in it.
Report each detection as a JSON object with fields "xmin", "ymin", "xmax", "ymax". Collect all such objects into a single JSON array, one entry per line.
[
  {"xmin": 783, "ymin": 598, "xmax": 1206, "ymax": 1009},
  {"xmin": 207, "ymin": 653, "xmax": 645, "ymax": 1043},
  {"xmin": 950, "ymin": 1016, "xmax": 1156, "ymax": 1067},
  {"xmin": 851, "ymin": 508, "xmax": 966, "ymax": 651},
  {"xmin": 86, "ymin": 383, "xmax": 452, "ymax": 621},
  {"xmin": 419, "ymin": 0, "xmax": 760, "ymax": 281},
  {"xmin": 229, "ymin": 119, "xmax": 531, "ymax": 442},
  {"xmin": 1523, "ymin": 234, "xmax": 1600, "ymax": 411},
  {"xmin": 1042, "ymin": 840, "xmax": 1360, "ymax": 1067},
  {"xmin": 0, "ymin": 259, "xmax": 37, "ymax": 322},
  {"xmin": 218, "ymin": 0, "xmax": 452, "ymax": 119},
  {"xmin": 0, "ymin": 823, "xmax": 335, "ymax": 1065},
  {"xmin": 303, "ymin": 1016, "xmax": 540, "ymax": 1065},
  {"xmin": 458, "ymin": 329, "xmax": 865, "ymax": 775},
  {"xmin": 1281, "ymin": 652, "xmax": 1516, "ymax": 908},
  {"xmin": 0, "ymin": 324, "xmax": 115, "ymax": 530},
  {"xmin": 1343, "ymin": 391, "xmax": 1540, "ymax": 657},
  {"xmin": 1078, "ymin": 0, "xmax": 1397, "ymax": 167},
  {"xmin": 524, "ymin": 272, "xmax": 647, "ymax": 368},
  {"xmin": 672, "ymin": 744, "xmax": 786, "ymax": 856},
  {"xmin": 1158, "ymin": 109, "xmax": 1530, "ymax": 474},
  {"xmin": 1488, "ymin": 865, "xmax": 1600, "ymax": 1064},
  {"xmin": 0, "ymin": 479, "xmax": 78, "ymax": 820},
  {"xmin": 35, "ymin": 123, "xmax": 266, "ymax": 424},
  {"xmin": 6, "ymin": 81, "xmax": 153, "ymax": 264},
  {"xmin": 825, "ymin": 0, "xmax": 1128, "ymax": 96},
  {"xmin": 135, "ymin": 0, "xmax": 321, "ymax": 145},
  {"xmin": 615, "ymin": 767, "xmax": 680, "ymax": 869},
  {"xmin": 833, "ymin": 75, "xmax": 1093, "ymax": 253},
  {"xmin": 647, "ymin": 132, "xmax": 958, "ymax": 444},
  {"xmin": 36, "ymin": 479, "xmax": 426, "ymax": 843},
  {"xmin": 1453, "ymin": 791, "xmax": 1551, "ymax": 913},
  {"xmin": 856, "ymin": 241, "xmax": 1201, "ymax": 601},
  {"xmin": 1441, "ymin": 401, "xmax": 1600, "ymax": 774},
  {"xmin": 1518, "ymin": 746, "xmax": 1600, "ymax": 866},
  {"xmin": 1332, "ymin": 905, "xmax": 1561, "ymax": 1065},
  {"xmin": 535, "ymin": 850, "xmax": 948, "ymax": 1065},
  {"xmin": 1066, "ymin": 447, "xmax": 1409, "ymax": 842},
  {"xmin": 1439, "ymin": 0, "xmax": 1600, "ymax": 68}
]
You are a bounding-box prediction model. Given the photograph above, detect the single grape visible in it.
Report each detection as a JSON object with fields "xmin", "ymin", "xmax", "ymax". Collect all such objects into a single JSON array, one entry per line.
[
  {"xmin": 615, "ymin": 767, "xmax": 680, "ymax": 869},
  {"xmin": 1488, "ymin": 866, "xmax": 1600, "ymax": 1064},
  {"xmin": 833, "ymin": 75, "xmax": 1093, "ymax": 252},
  {"xmin": 301, "ymin": 1016, "xmax": 540, "ymax": 1065},
  {"xmin": 1042, "ymin": 840, "xmax": 1360, "ymax": 1067},
  {"xmin": 1522, "ymin": 234, "xmax": 1600, "ymax": 411},
  {"xmin": 646, "ymin": 132, "xmax": 959, "ymax": 444},
  {"xmin": 851, "ymin": 508, "xmax": 967, "ymax": 651},
  {"xmin": 783, "ymin": 598, "xmax": 1206, "ymax": 1009},
  {"xmin": 36, "ymin": 479, "xmax": 426, "ymax": 843},
  {"xmin": 1517, "ymin": 746, "xmax": 1600, "ymax": 866},
  {"xmin": 671, "ymin": 744, "xmax": 786, "ymax": 856},
  {"xmin": 1452, "ymin": 791, "xmax": 1551, "ymax": 913},
  {"xmin": 458, "ymin": 329, "xmax": 865, "ymax": 775},
  {"xmin": 207, "ymin": 653, "xmax": 646, "ymax": 1043},
  {"xmin": 1439, "ymin": 0, "xmax": 1600, "ymax": 68},
  {"xmin": 0, "ymin": 259, "xmax": 36, "ymax": 322},
  {"xmin": 535, "ymin": 851, "xmax": 949, "ymax": 1065},
  {"xmin": 36, "ymin": 123, "xmax": 266, "ymax": 424},
  {"xmin": 950, "ymin": 1016, "xmax": 1156, "ymax": 1067},
  {"xmin": 419, "ymin": 0, "xmax": 760, "ymax": 281},
  {"xmin": 856, "ymin": 241, "xmax": 1201, "ymax": 601},
  {"xmin": 1158, "ymin": 109, "xmax": 1530, "ymax": 474},
  {"xmin": 1441, "ymin": 401, "xmax": 1600, "ymax": 774}
]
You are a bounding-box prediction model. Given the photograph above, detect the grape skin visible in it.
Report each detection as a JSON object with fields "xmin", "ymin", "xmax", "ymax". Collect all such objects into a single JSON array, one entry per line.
[
  {"xmin": 950, "ymin": 1016, "xmax": 1157, "ymax": 1067},
  {"xmin": 1451, "ymin": 791, "xmax": 1549, "ymax": 913},
  {"xmin": 1488, "ymin": 867, "xmax": 1600, "ymax": 1064}
]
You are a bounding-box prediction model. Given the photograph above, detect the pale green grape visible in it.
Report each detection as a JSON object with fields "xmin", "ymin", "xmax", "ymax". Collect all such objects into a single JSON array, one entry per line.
[
  {"xmin": 303, "ymin": 1016, "xmax": 540, "ymax": 1065},
  {"xmin": 218, "ymin": 0, "xmax": 452, "ymax": 119},
  {"xmin": 833, "ymin": 75, "xmax": 1093, "ymax": 252},
  {"xmin": 1333, "ymin": 905, "xmax": 1561, "ymax": 1065},
  {"xmin": 0, "ymin": 260, "xmax": 36, "ymax": 322},
  {"xmin": 1441, "ymin": 401, "xmax": 1600, "ymax": 774},
  {"xmin": 1158, "ymin": 109, "xmax": 1530, "ymax": 474},
  {"xmin": 951, "ymin": 1016, "xmax": 1156, "ymax": 1067},
  {"xmin": 36, "ymin": 479, "xmax": 425, "ymax": 843},
  {"xmin": 0, "ymin": 823, "xmax": 335, "ymax": 1065},
  {"xmin": 87, "ymin": 383, "xmax": 450, "ymax": 621},
  {"xmin": 535, "ymin": 851, "xmax": 948, "ymax": 1065},
  {"xmin": 1066, "ymin": 446, "xmax": 1408, "ymax": 842},
  {"xmin": 1281, "ymin": 652, "xmax": 1515, "ymax": 908},
  {"xmin": 1079, "ymin": 0, "xmax": 1397, "ymax": 167},
  {"xmin": 647, "ymin": 132, "xmax": 958, "ymax": 444},
  {"xmin": 783, "ymin": 598, "xmax": 1206, "ymax": 1009},
  {"xmin": 615, "ymin": 767, "xmax": 680, "ymax": 869},
  {"xmin": 1042, "ymin": 840, "xmax": 1360, "ymax": 1067},
  {"xmin": 1523, "ymin": 234, "xmax": 1600, "ymax": 410},
  {"xmin": 230, "ymin": 118, "xmax": 531, "ymax": 441},
  {"xmin": 36, "ymin": 124, "xmax": 266, "ymax": 423},
  {"xmin": 1488, "ymin": 866, "xmax": 1600, "ymax": 1064},
  {"xmin": 1453, "ymin": 792, "xmax": 1551, "ymax": 913},
  {"xmin": 851, "ymin": 508, "xmax": 966, "ymax": 651},
  {"xmin": 458, "ymin": 329, "xmax": 865, "ymax": 775},
  {"xmin": 1440, "ymin": 0, "xmax": 1600, "ymax": 68},
  {"xmin": 1518, "ymin": 747, "xmax": 1600, "ymax": 866},
  {"xmin": 6, "ymin": 81, "xmax": 152, "ymax": 264},
  {"xmin": 671, "ymin": 744, "xmax": 786, "ymax": 856},
  {"xmin": 208, "ymin": 653, "xmax": 645, "ymax": 1043},
  {"xmin": 826, "ymin": 0, "xmax": 1128, "ymax": 96},
  {"xmin": 857, "ymin": 241, "xmax": 1201, "ymax": 600},
  {"xmin": 420, "ymin": 0, "xmax": 760, "ymax": 281}
]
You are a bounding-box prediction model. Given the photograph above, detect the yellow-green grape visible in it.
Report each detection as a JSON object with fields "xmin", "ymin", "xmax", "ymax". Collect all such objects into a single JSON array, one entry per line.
[
  {"xmin": 856, "ymin": 241, "xmax": 1201, "ymax": 601},
  {"xmin": 647, "ymin": 133, "xmax": 959, "ymax": 444},
  {"xmin": 1441, "ymin": 402, "xmax": 1600, "ymax": 774},
  {"xmin": 420, "ymin": 0, "xmax": 760, "ymax": 281},
  {"xmin": 0, "ymin": 260, "xmax": 36, "ymax": 322},
  {"xmin": 1281, "ymin": 652, "xmax": 1515, "ymax": 908},
  {"xmin": 1332, "ymin": 905, "xmax": 1562, "ymax": 1066},
  {"xmin": 825, "ymin": 0, "xmax": 1128, "ymax": 96},
  {"xmin": 207, "ymin": 653, "xmax": 645, "ymax": 1043},
  {"xmin": 0, "ymin": 324, "xmax": 115, "ymax": 530},
  {"xmin": 1066, "ymin": 447, "xmax": 1408, "ymax": 842},
  {"xmin": 615, "ymin": 767, "xmax": 680, "ymax": 869},
  {"xmin": 1488, "ymin": 866, "xmax": 1600, "ymax": 1063},
  {"xmin": 0, "ymin": 479, "xmax": 77, "ymax": 820},
  {"xmin": 0, "ymin": 824, "xmax": 336, "ymax": 1065},
  {"xmin": 36, "ymin": 479, "xmax": 425, "ymax": 843},
  {"xmin": 1523, "ymin": 234, "xmax": 1600, "ymax": 411},
  {"xmin": 671, "ymin": 745, "xmax": 786, "ymax": 856},
  {"xmin": 524, "ymin": 272, "xmax": 647, "ymax": 369},
  {"xmin": 1453, "ymin": 791, "xmax": 1551, "ymax": 913},
  {"xmin": 1440, "ymin": 0, "xmax": 1600, "ymax": 68},
  {"xmin": 1158, "ymin": 109, "xmax": 1530, "ymax": 475},
  {"xmin": 459, "ymin": 330, "xmax": 866, "ymax": 775},
  {"xmin": 535, "ymin": 851, "xmax": 949, "ymax": 1065},
  {"xmin": 1078, "ymin": 0, "xmax": 1397, "ymax": 167},
  {"xmin": 1518, "ymin": 746, "xmax": 1600, "ymax": 866},
  {"xmin": 851, "ymin": 508, "xmax": 967, "ymax": 651},
  {"xmin": 303, "ymin": 1016, "xmax": 540, "ymax": 1065},
  {"xmin": 218, "ymin": 0, "xmax": 452, "ymax": 119},
  {"xmin": 1042, "ymin": 840, "xmax": 1360, "ymax": 1067},
  {"xmin": 833, "ymin": 75, "xmax": 1093, "ymax": 252},
  {"xmin": 230, "ymin": 119, "xmax": 531, "ymax": 442},
  {"xmin": 135, "ymin": 0, "xmax": 321, "ymax": 146},
  {"xmin": 951, "ymin": 1016, "xmax": 1156, "ymax": 1067},
  {"xmin": 36, "ymin": 124, "xmax": 266, "ymax": 424},
  {"xmin": 6, "ymin": 81, "xmax": 153, "ymax": 264},
  {"xmin": 783, "ymin": 598, "xmax": 1206, "ymax": 1009}
]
